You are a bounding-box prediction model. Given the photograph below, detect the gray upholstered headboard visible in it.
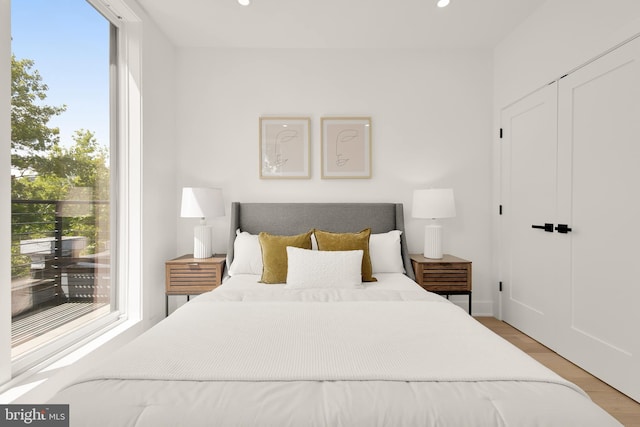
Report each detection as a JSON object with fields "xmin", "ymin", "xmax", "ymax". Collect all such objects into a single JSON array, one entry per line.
[{"xmin": 226, "ymin": 202, "xmax": 415, "ymax": 280}]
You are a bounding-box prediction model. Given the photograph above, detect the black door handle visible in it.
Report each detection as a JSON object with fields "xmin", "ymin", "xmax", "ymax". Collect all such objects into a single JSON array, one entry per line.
[
  {"xmin": 532, "ymin": 223, "xmax": 554, "ymax": 232},
  {"xmin": 555, "ymin": 224, "xmax": 572, "ymax": 233}
]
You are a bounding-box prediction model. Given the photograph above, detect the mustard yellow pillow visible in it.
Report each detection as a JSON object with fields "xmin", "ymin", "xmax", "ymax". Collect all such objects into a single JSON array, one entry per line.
[
  {"xmin": 258, "ymin": 230, "xmax": 313, "ymax": 284},
  {"xmin": 314, "ymin": 228, "xmax": 376, "ymax": 282}
]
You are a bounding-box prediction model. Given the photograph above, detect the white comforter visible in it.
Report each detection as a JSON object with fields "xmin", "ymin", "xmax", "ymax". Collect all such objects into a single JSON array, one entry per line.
[
  {"xmin": 50, "ymin": 274, "xmax": 621, "ymax": 426},
  {"xmin": 200, "ymin": 272, "xmax": 446, "ymax": 302}
]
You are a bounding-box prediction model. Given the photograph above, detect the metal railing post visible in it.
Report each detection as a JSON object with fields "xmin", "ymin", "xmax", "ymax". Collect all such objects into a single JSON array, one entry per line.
[{"xmin": 54, "ymin": 201, "xmax": 64, "ymax": 301}]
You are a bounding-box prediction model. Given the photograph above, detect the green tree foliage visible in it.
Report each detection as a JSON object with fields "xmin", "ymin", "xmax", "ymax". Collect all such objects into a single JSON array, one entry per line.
[
  {"xmin": 11, "ymin": 54, "xmax": 66, "ymax": 176},
  {"xmin": 13, "ymin": 129, "xmax": 110, "ymax": 202}
]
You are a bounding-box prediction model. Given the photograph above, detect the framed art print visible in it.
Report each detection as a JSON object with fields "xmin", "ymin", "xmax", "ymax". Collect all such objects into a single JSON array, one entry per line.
[
  {"xmin": 321, "ymin": 117, "xmax": 371, "ymax": 179},
  {"xmin": 259, "ymin": 117, "xmax": 311, "ymax": 179}
]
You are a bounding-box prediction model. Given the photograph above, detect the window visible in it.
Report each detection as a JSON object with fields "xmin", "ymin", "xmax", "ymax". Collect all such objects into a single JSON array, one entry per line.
[{"xmin": 9, "ymin": 0, "xmax": 119, "ymax": 372}]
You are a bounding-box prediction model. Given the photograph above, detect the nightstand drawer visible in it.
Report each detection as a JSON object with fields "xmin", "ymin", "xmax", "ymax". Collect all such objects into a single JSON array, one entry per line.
[
  {"xmin": 419, "ymin": 264, "xmax": 471, "ymax": 290},
  {"xmin": 165, "ymin": 255, "xmax": 225, "ymax": 295},
  {"xmin": 167, "ymin": 263, "xmax": 219, "ymax": 285}
]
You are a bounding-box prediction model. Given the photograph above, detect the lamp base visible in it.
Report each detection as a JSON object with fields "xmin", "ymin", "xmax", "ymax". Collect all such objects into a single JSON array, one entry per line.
[
  {"xmin": 193, "ymin": 224, "xmax": 212, "ymax": 259},
  {"xmin": 423, "ymin": 223, "xmax": 443, "ymax": 259}
]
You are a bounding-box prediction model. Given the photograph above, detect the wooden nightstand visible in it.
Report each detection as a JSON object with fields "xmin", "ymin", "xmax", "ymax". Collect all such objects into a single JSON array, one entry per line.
[
  {"xmin": 165, "ymin": 254, "xmax": 226, "ymax": 315},
  {"xmin": 410, "ymin": 254, "xmax": 472, "ymax": 314}
]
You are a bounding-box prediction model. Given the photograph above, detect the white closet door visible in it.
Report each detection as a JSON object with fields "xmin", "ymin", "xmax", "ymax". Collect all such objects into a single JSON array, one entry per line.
[
  {"xmin": 557, "ymin": 36, "xmax": 640, "ymax": 402},
  {"xmin": 500, "ymin": 83, "xmax": 564, "ymax": 350}
]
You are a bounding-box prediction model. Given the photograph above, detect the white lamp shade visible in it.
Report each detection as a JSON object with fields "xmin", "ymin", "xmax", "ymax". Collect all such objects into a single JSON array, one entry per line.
[
  {"xmin": 412, "ymin": 188, "xmax": 456, "ymax": 219},
  {"xmin": 180, "ymin": 187, "xmax": 225, "ymax": 219}
]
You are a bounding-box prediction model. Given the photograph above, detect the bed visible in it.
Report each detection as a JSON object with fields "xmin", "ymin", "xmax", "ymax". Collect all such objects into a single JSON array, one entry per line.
[{"xmin": 50, "ymin": 202, "xmax": 621, "ymax": 426}]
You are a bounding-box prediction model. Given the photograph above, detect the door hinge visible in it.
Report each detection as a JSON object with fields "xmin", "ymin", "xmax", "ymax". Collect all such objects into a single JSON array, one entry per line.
[
  {"xmin": 499, "ymin": 205, "xmax": 503, "ymax": 215},
  {"xmin": 499, "ymin": 128, "xmax": 503, "ymax": 139},
  {"xmin": 499, "ymin": 281, "xmax": 503, "ymax": 292}
]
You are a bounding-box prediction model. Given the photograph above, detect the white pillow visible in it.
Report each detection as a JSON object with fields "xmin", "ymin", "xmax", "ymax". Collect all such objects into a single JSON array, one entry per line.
[
  {"xmin": 228, "ymin": 229, "xmax": 263, "ymax": 276},
  {"xmin": 285, "ymin": 246, "xmax": 363, "ymax": 289},
  {"xmin": 370, "ymin": 230, "xmax": 405, "ymax": 273}
]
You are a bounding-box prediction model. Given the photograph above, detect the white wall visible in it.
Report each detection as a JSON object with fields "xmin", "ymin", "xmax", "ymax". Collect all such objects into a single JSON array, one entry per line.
[
  {"xmin": 175, "ymin": 48, "xmax": 495, "ymax": 314},
  {"xmin": 492, "ymin": 0, "xmax": 640, "ymax": 316},
  {"xmin": 140, "ymin": 16, "xmax": 178, "ymax": 325}
]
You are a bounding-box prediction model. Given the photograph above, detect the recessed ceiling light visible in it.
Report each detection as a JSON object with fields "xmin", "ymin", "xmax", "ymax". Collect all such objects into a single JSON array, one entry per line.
[
  {"xmin": 436, "ymin": 0, "xmax": 450, "ymax": 7},
  {"xmin": 238, "ymin": 0, "xmax": 250, "ymax": 6}
]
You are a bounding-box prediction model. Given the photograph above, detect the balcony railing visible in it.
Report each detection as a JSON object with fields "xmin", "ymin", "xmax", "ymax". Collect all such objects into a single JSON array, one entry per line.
[{"xmin": 11, "ymin": 199, "xmax": 111, "ymax": 353}]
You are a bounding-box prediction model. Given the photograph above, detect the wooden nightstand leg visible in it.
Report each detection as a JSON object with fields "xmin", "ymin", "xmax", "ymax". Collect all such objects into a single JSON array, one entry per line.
[
  {"xmin": 166, "ymin": 295, "xmax": 169, "ymax": 317},
  {"xmin": 468, "ymin": 292, "xmax": 472, "ymax": 315}
]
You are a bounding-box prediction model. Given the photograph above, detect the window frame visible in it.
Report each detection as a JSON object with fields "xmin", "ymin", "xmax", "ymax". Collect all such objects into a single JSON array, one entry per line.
[
  {"xmin": 0, "ymin": 0, "xmax": 144, "ymax": 383},
  {"xmin": 1, "ymin": 0, "xmax": 13, "ymax": 386}
]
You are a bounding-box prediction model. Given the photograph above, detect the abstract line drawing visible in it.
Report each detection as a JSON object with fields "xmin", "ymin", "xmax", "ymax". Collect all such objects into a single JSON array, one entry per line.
[
  {"xmin": 321, "ymin": 117, "xmax": 371, "ymax": 179},
  {"xmin": 269, "ymin": 128, "xmax": 298, "ymax": 170},
  {"xmin": 260, "ymin": 117, "xmax": 310, "ymax": 179},
  {"xmin": 335, "ymin": 129, "xmax": 359, "ymax": 167}
]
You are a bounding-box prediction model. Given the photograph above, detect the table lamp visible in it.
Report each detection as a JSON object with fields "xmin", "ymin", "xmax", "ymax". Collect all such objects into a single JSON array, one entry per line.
[
  {"xmin": 180, "ymin": 187, "xmax": 225, "ymax": 258},
  {"xmin": 412, "ymin": 188, "xmax": 456, "ymax": 259}
]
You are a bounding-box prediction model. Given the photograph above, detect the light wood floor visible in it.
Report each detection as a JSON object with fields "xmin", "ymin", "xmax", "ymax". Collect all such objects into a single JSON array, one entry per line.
[{"xmin": 476, "ymin": 317, "xmax": 640, "ymax": 426}]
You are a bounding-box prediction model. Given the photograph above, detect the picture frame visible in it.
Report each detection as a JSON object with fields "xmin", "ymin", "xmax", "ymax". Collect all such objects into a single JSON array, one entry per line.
[
  {"xmin": 259, "ymin": 117, "xmax": 311, "ymax": 179},
  {"xmin": 321, "ymin": 117, "xmax": 372, "ymax": 179}
]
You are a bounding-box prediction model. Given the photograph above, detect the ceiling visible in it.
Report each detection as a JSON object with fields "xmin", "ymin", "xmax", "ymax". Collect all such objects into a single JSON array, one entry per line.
[{"xmin": 135, "ymin": 0, "xmax": 546, "ymax": 49}]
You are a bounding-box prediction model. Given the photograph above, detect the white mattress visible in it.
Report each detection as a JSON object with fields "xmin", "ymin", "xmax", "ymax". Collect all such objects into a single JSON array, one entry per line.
[{"xmin": 50, "ymin": 274, "xmax": 621, "ymax": 426}]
